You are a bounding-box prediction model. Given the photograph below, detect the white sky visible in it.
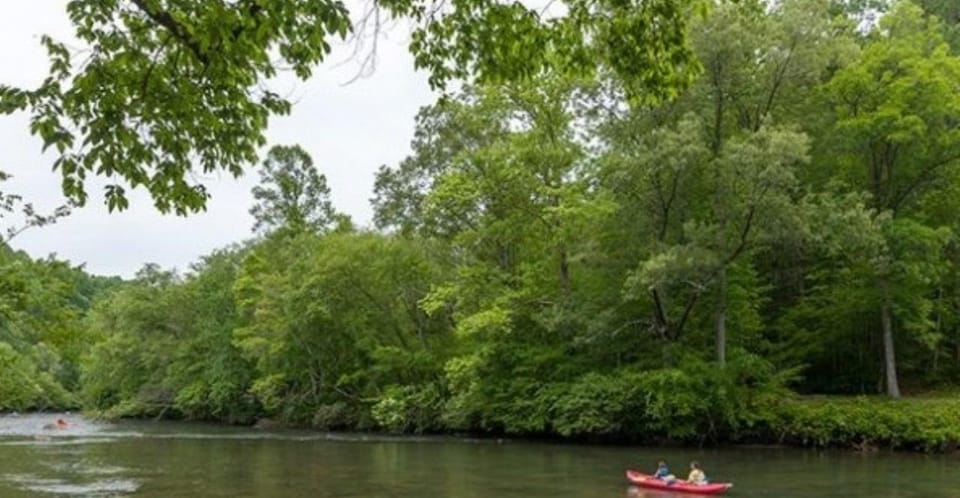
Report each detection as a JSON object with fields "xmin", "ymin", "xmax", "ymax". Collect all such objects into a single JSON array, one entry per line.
[{"xmin": 0, "ymin": 1, "xmax": 435, "ymax": 277}]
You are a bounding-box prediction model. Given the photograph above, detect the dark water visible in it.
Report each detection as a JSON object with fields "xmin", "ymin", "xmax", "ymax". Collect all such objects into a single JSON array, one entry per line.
[{"xmin": 0, "ymin": 414, "xmax": 957, "ymax": 497}]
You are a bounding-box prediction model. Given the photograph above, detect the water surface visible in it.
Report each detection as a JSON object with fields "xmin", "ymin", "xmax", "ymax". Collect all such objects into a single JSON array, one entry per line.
[{"xmin": 0, "ymin": 414, "xmax": 956, "ymax": 497}]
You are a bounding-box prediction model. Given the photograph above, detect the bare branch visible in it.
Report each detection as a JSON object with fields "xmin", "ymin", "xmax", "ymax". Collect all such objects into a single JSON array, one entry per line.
[{"xmin": 340, "ymin": 3, "xmax": 383, "ymax": 85}]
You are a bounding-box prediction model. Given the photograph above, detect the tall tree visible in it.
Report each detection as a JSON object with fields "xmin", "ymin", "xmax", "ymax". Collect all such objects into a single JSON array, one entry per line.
[
  {"xmin": 612, "ymin": 118, "xmax": 809, "ymax": 364},
  {"xmin": 372, "ymin": 97, "xmax": 512, "ymax": 236},
  {"xmin": 250, "ymin": 145, "xmax": 336, "ymax": 235},
  {"xmin": 821, "ymin": 1, "xmax": 960, "ymax": 396},
  {"xmin": 600, "ymin": 0, "xmax": 840, "ymax": 365},
  {"xmin": 686, "ymin": 0, "xmax": 850, "ymax": 365}
]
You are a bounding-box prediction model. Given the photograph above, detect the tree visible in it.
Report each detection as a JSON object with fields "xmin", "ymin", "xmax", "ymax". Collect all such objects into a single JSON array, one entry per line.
[
  {"xmin": 0, "ymin": 247, "xmax": 90, "ymax": 402},
  {"xmin": 397, "ymin": 81, "xmax": 630, "ymax": 431},
  {"xmin": 372, "ymin": 99, "xmax": 512, "ymax": 236},
  {"xmin": 233, "ymin": 231, "xmax": 452, "ymax": 425},
  {"xmin": 169, "ymin": 248, "xmax": 257, "ymax": 423},
  {"xmin": 915, "ymin": 0, "xmax": 960, "ymax": 50},
  {"xmin": 0, "ymin": 0, "xmax": 706, "ymax": 214},
  {"xmin": 821, "ymin": 1, "xmax": 960, "ymax": 396},
  {"xmin": 250, "ymin": 145, "xmax": 336, "ymax": 235},
  {"xmin": 684, "ymin": 0, "xmax": 853, "ymax": 366},
  {"xmin": 612, "ymin": 118, "xmax": 809, "ymax": 365},
  {"xmin": 597, "ymin": 0, "xmax": 840, "ymax": 366},
  {"xmin": 81, "ymin": 264, "xmax": 190, "ymax": 415}
]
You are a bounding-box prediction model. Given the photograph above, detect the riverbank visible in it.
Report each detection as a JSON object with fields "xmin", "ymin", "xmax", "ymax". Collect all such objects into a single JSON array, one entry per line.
[
  {"xmin": 764, "ymin": 396, "xmax": 960, "ymax": 452},
  {"xmin": 82, "ymin": 395, "xmax": 960, "ymax": 454}
]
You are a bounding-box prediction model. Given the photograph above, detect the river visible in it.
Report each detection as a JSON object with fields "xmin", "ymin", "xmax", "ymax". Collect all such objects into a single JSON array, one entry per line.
[{"xmin": 0, "ymin": 414, "xmax": 957, "ymax": 497}]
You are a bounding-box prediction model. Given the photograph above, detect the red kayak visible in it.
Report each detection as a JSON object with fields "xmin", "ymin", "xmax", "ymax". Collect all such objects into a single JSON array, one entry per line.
[{"xmin": 626, "ymin": 470, "xmax": 733, "ymax": 495}]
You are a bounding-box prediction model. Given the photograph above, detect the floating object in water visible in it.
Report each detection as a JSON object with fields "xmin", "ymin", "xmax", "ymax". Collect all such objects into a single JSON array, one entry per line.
[
  {"xmin": 626, "ymin": 470, "xmax": 733, "ymax": 496},
  {"xmin": 42, "ymin": 419, "xmax": 71, "ymax": 431}
]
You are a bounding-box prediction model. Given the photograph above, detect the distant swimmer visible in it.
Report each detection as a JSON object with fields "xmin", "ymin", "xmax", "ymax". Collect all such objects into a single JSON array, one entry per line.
[{"xmin": 42, "ymin": 418, "xmax": 71, "ymax": 430}]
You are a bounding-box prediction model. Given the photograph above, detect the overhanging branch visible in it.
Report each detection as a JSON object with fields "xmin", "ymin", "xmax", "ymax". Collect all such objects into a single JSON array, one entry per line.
[{"xmin": 130, "ymin": 0, "xmax": 209, "ymax": 65}]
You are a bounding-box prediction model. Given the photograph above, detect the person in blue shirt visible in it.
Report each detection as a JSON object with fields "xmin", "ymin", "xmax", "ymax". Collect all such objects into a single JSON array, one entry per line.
[{"xmin": 653, "ymin": 461, "xmax": 675, "ymax": 482}]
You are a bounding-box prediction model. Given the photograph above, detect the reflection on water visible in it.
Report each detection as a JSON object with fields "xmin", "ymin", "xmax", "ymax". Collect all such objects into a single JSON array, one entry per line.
[{"xmin": 0, "ymin": 414, "xmax": 957, "ymax": 497}]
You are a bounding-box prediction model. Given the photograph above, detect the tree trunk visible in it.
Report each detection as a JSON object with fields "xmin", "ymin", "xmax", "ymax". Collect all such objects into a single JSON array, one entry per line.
[
  {"xmin": 880, "ymin": 282, "xmax": 901, "ymax": 398},
  {"xmin": 716, "ymin": 266, "xmax": 728, "ymax": 367},
  {"xmin": 559, "ymin": 245, "xmax": 571, "ymax": 298}
]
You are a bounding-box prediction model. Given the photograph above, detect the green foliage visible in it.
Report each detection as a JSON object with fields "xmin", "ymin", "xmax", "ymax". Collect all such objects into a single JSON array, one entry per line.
[
  {"xmin": 428, "ymin": 350, "xmax": 790, "ymax": 441},
  {"xmin": 0, "ymin": 245, "xmax": 94, "ymax": 411},
  {"xmin": 407, "ymin": 0, "xmax": 704, "ymax": 102},
  {"xmin": 231, "ymin": 230, "xmax": 452, "ymax": 424},
  {"xmin": 169, "ymin": 250, "xmax": 258, "ymax": 423},
  {"xmin": 0, "ymin": 172, "xmax": 73, "ymax": 244},
  {"xmin": 250, "ymin": 145, "xmax": 337, "ymax": 235},
  {"xmin": 0, "ymin": 342, "xmax": 77, "ymax": 411},
  {"xmin": 775, "ymin": 397, "xmax": 960, "ymax": 452},
  {"xmin": 547, "ymin": 353, "xmax": 791, "ymax": 441},
  {"xmin": 371, "ymin": 383, "xmax": 446, "ymax": 433},
  {"xmin": 0, "ymin": 0, "xmax": 703, "ymax": 214},
  {"xmin": 10, "ymin": 0, "xmax": 960, "ymax": 456},
  {"xmin": 0, "ymin": 0, "xmax": 349, "ymax": 214},
  {"xmin": 80, "ymin": 252, "xmax": 258, "ymax": 422}
]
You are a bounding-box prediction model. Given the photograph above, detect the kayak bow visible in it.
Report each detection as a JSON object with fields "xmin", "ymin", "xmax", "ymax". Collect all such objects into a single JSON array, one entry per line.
[{"xmin": 625, "ymin": 470, "xmax": 733, "ymax": 496}]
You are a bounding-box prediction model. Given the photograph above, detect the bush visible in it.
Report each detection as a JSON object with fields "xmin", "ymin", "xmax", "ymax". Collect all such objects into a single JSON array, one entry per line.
[
  {"xmin": 372, "ymin": 383, "xmax": 447, "ymax": 433},
  {"xmin": 550, "ymin": 372, "xmax": 635, "ymax": 437},
  {"xmin": 312, "ymin": 402, "xmax": 356, "ymax": 430},
  {"xmin": 773, "ymin": 397, "xmax": 960, "ymax": 452},
  {"xmin": 546, "ymin": 352, "xmax": 788, "ymax": 443}
]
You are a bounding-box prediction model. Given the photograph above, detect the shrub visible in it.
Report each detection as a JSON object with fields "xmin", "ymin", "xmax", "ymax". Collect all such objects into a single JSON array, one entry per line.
[
  {"xmin": 773, "ymin": 397, "xmax": 960, "ymax": 452},
  {"xmin": 371, "ymin": 383, "xmax": 446, "ymax": 433}
]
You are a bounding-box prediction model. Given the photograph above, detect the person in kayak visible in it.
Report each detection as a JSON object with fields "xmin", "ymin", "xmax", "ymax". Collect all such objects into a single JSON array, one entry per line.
[
  {"xmin": 653, "ymin": 461, "xmax": 675, "ymax": 481},
  {"xmin": 686, "ymin": 461, "xmax": 708, "ymax": 485}
]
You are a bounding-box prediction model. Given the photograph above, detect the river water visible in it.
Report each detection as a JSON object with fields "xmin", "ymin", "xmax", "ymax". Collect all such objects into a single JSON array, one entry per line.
[{"xmin": 0, "ymin": 413, "xmax": 957, "ymax": 497}]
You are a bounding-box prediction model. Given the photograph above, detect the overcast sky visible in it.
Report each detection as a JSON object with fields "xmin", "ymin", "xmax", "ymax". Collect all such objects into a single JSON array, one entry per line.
[{"xmin": 0, "ymin": 1, "xmax": 435, "ymax": 277}]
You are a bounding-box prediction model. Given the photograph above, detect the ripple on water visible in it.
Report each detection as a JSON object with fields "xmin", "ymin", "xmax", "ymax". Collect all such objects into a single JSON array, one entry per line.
[
  {"xmin": 0, "ymin": 414, "xmax": 104, "ymax": 437},
  {"xmin": 0, "ymin": 437, "xmax": 120, "ymax": 448},
  {"xmin": 4, "ymin": 474, "xmax": 140, "ymax": 496},
  {"xmin": 42, "ymin": 461, "xmax": 130, "ymax": 476}
]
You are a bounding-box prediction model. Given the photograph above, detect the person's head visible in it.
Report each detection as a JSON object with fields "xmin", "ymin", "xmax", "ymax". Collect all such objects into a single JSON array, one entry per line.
[
  {"xmin": 658, "ymin": 460, "xmax": 667, "ymax": 468},
  {"xmin": 690, "ymin": 461, "xmax": 700, "ymax": 470},
  {"xmin": 56, "ymin": 419, "xmax": 65, "ymax": 425}
]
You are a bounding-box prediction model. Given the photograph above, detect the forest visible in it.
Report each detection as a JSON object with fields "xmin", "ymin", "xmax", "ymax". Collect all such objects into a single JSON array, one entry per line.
[{"xmin": 3, "ymin": 0, "xmax": 960, "ymax": 451}]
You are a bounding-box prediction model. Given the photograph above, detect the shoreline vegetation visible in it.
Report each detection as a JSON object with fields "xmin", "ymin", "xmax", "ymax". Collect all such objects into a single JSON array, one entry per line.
[
  {"xmin": 55, "ymin": 395, "xmax": 960, "ymax": 454},
  {"xmin": 9, "ymin": 394, "xmax": 960, "ymax": 457},
  {"xmin": 3, "ymin": 0, "xmax": 960, "ymax": 459},
  {"xmin": 89, "ymin": 396, "xmax": 960, "ymax": 453}
]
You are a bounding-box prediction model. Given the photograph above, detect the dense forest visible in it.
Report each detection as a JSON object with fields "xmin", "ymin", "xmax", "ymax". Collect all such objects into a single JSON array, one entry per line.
[{"xmin": 3, "ymin": 0, "xmax": 960, "ymax": 451}]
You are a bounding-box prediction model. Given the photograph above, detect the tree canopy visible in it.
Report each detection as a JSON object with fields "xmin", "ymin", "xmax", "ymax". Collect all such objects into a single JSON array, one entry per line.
[
  {"xmin": 0, "ymin": 0, "xmax": 706, "ymax": 214},
  {"xmin": 4, "ymin": 0, "xmax": 960, "ymax": 450}
]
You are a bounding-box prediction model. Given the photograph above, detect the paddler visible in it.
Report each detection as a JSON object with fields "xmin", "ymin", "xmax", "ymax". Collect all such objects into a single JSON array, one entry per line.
[
  {"xmin": 653, "ymin": 460, "xmax": 676, "ymax": 482},
  {"xmin": 686, "ymin": 461, "xmax": 708, "ymax": 485}
]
